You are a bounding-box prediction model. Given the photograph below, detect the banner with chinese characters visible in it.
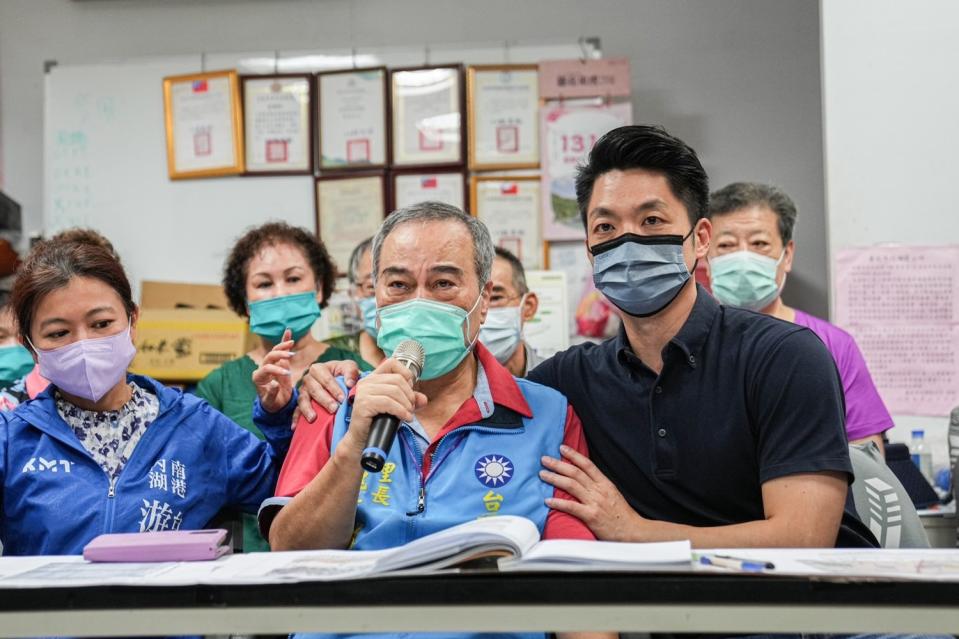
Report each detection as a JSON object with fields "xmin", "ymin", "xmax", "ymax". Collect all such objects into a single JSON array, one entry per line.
[
  {"xmin": 834, "ymin": 245, "xmax": 959, "ymax": 416},
  {"xmin": 540, "ymin": 100, "xmax": 632, "ymax": 241}
]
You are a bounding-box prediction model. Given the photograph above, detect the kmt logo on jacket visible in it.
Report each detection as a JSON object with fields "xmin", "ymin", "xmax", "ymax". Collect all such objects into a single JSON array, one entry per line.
[
  {"xmin": 475, "ymin": 455, "xmax": 513, "ymax": 487},
  {"xmin": 21, "ymin": 457, "xmax": 73, "ymax": 473}
]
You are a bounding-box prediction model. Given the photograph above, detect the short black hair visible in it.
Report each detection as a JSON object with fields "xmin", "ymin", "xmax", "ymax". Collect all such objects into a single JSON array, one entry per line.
[
  {"xmin": 575, "ymin": 125, "xmax": 709, "ymax": 229},
  {"xmin": 223, "ymin": 222, "xmax": 337, "ymax": 317},
  {"xmin": 493, "ymin": 246, "xmax": 528, "ymax": 295},
  {"xmin": 708, "ymin": 182, "xmax": 798, "ymax": 244}
]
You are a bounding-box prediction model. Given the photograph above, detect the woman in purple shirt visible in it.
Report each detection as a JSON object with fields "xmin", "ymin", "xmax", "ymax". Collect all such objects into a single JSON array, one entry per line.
[{"xmin": 705, "ymin": 182, "xmax": 892, "ymax": 452}]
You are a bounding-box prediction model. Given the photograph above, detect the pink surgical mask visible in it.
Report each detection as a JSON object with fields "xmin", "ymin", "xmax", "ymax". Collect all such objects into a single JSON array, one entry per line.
[{"xmin": 29, "ymin": 325, "xmax": 136, "ymax": 402}]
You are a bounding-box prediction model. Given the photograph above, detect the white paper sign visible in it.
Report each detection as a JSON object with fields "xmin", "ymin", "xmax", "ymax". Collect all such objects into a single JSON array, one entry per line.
[{"xmin": 523, "ymin": 270, "xmax": 570, "ymax": 358}]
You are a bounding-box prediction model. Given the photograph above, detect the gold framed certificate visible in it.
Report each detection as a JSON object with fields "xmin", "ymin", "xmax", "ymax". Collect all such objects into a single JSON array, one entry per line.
[
  {"xmin": 316, "ymin": 173, "xmax": 387, "ymax": 274},
  {"xmin": 390, "ymin": 65, "xmax": 464, "ymax": 168},
  {"xmin": 470, "ymin": 176, "xmax": 542, "ymax": 269},
  {"xmin": 241, "ymin": 74, "xmax": 313, "ymax": 175},
  {"xmin": 392, "ymin": 170, "xmax": 466, "ymax": 211},
  {"xmin": 318, "ymin": 68, "xmax": 389, "ymax": 170},
  {"xmin": 163, "ymin": 70, "xmax": 244, "ymax": 179},
  {"xmin": 467, "ymin": 65, "xmax": 540, "ymax": 170}
]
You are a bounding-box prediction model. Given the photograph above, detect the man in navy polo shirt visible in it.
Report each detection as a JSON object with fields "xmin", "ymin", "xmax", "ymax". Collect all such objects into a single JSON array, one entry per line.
[{"xmin": 532, "ymin": 125, "xmax": 860, "ymax": 547}]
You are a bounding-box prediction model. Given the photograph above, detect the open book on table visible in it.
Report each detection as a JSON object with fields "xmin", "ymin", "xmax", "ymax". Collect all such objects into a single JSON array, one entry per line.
[{"xmin": 208, "ymin": 515, "xmax": 693, "ymax": 584}]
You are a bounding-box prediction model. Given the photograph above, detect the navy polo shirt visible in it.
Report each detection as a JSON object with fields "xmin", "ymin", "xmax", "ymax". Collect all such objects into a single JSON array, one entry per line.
[{"xmin": 528, "ymin": 285, "xmax": 853, "ymax": 531}]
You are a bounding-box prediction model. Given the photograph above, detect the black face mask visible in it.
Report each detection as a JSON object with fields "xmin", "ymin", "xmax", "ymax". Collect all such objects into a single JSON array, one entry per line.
[{"xmin": 589, "ymin": 230, "xmax": 696, "ymax": 317}]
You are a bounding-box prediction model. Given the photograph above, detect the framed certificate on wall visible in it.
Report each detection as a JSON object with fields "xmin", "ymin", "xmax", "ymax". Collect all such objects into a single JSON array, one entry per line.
[
  {"xmin": 390, "ymin": 65, "xmax": 465, "ymax": 168},
  {"xmin": 163, "ymin": 70, "xmax": 244, "ymax": 179},
  {"xmin": 392, "ymin": 170, "xmax": 466, "ymax": 211},
  {"xmin": 317, "ymin": 68, "xmax": 388, "ymax": 170},
  {"xmin": 470, "ymin": 176, "xmax": 542, "ymax": 269},
  {"xmin": 241, "ymin": 74, "xmax": 313, "ymax": 175},
  {"xmin": 467, "ymin": 65, "xmax": 540, "ymax": 170},
  {"xmin": 316, "ymin": 173, "xmax": 387, "ymax": 273}
]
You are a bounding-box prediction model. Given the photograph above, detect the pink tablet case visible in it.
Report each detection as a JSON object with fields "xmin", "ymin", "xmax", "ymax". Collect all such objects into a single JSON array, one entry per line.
[{"xmin": 83, "ymin": 529, "xmax": 231, "ymax": 562}]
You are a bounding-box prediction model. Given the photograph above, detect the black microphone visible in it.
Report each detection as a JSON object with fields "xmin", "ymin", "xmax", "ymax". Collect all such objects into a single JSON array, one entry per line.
[{"xmin": 360, "ymin": 339, "xmax": 425, "ymax": 473}]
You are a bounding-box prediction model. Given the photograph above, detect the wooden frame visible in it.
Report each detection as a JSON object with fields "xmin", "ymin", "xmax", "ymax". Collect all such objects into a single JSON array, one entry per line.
[
  {"xmin": 389, "ymin": 64, "xmax": 465, "ymax": 168},
  {"xmin": 240, "ymin": 73, "xmax": 315, "ymax": 176},
  {"xmin": 467, "ymin": 64, "xmax": 540, "ymax": 171},
  {"xmin": 390, "ymin": 168, "xmax": 467, "ymax": 212},
  {"xmin": 470, "ymin": 175, "xmax": 543, "ymax": 269},
  {"xmin": 316, "ymin": 67, "xmax": 390, "ymax": 171},
  {"xmin": 315, "ymin": 172, "xmax": 388, "ymax": 276},
  {"xmin": 163, "ymin": 69, "xmax": 244, "ymax": 179}
]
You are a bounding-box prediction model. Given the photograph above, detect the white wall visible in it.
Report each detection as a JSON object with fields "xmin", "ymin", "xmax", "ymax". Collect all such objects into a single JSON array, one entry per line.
[
  {"xmin": 0, "ymin": 0, "xmax": 829, "ymax": 310},
  {"xmin": 822, "ymin": 0, "xmax": 959, "ymax": 468}
]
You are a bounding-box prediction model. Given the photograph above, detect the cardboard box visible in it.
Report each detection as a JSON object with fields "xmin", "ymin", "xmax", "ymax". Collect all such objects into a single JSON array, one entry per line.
[
  {"xmin": 131, "ymin": 281, "xmax": 252, "ymax": 381},
  {"xmin": 140, "ymin": 280, "xmax": 233, "ymax": 312},
  {"xmin": 130, "ymin": 309, "xmax": 249, "ymax": 381}
]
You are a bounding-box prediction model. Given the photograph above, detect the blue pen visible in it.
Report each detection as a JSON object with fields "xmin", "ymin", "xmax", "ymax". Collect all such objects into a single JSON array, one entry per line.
[{"xmin": 699, "ymin": 554, "xmax": 775, "ymax": 572}]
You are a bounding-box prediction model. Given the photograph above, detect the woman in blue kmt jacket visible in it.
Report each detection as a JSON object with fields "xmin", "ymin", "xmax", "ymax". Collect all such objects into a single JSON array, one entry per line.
[{"xmin": 0, "ymin": 236, "xmax": 291, "ymax": 556}]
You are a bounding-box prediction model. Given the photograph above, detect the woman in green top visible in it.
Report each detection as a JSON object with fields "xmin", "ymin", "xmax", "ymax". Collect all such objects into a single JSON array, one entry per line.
[{"xmin": 196, "ymin": 222, "xmax": 371, "ymax": 551}]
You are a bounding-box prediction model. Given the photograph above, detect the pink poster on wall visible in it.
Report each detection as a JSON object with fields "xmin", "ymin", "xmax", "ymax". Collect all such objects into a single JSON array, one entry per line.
[{"xmin": 834, "ymin": 245, "xmax": 959, "ymax": 416}]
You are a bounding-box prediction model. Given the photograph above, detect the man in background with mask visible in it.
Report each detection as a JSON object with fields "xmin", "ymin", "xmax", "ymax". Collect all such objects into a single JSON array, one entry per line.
[
  {"xmin": 480, "ymin": 247, "xmax": 541, "ymax": 377},
  {"xmin": 704, "ymin": 184, "xmax": 929, "ymax": 549},
  {"xmin": 255, "ymin": 202, "xmax": 602, "ymax": 619},
  {"xmin": 327, "ymin": 236, "xmax": 386, "ymax": 367},
  {"xmin": 706, "ymin": 182, "xmax": 892, "ymax": 453}
]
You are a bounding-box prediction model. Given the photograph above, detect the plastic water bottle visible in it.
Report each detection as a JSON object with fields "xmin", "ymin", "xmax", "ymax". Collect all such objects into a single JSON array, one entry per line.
[{"xmin": 910, "ymin": 429, "xmax": 934, "ymax": 484}]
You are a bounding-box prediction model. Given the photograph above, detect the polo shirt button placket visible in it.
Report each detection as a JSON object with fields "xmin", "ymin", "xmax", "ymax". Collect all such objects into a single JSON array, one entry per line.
[
  {"xmin": 688, "ymin": 354, "xmax": 696, "ymax": 368},
  {"xmin": 654, "ymin": 385, "xmax": 663, "ymax": 395},
  {"xmin": 657, "ymin": 427, "xmax": 667, "ymax": 438}
]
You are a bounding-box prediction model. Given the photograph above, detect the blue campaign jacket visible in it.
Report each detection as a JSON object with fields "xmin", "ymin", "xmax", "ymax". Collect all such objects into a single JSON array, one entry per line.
[
  {"xmin": 0, "ymin": 374, "xmax": 290, "ymax": 556},
  {"xmin": 327, "ymin": 376, "xmax": 569, "ymax": 551}
]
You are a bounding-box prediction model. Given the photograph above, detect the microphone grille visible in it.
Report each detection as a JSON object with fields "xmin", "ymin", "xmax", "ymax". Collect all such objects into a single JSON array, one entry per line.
[{"xmin": 393, "ymin": 339, "xmax": 426, "ymax": 370}]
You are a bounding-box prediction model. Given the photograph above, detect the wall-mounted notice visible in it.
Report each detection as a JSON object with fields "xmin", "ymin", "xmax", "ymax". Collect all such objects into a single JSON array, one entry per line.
[{"xmin": 834, "ymin": 245, "xmax": 959, "ymax": 416}]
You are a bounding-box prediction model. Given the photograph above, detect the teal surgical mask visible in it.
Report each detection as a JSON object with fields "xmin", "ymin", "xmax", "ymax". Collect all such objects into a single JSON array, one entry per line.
[
  {"xmin": 479, "ymin": 299, "xmax": 524, "ymax": 365},
  {"xmin": 248, "ymin": 291, "xmax": 321, "ymax": 343},
  {"xmin": 376, "ymin": 295, "xmax": 482, "ymax": 381},
  {"xmin": 0, "ymin": 344, "xmax": 35, "ymax": 382},
  {"xmin": 709, "ymin": 249, "xmax": 785, "ymax": 311},
  {"xmin": 358, "ymin": 296, "xmax": 378, "ymax": 338}
]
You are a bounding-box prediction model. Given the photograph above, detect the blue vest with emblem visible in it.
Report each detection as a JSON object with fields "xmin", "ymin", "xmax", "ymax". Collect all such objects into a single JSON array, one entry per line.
[{"xmin": 329, "ymin": 375, "xmax": 568, "ymax": 550}]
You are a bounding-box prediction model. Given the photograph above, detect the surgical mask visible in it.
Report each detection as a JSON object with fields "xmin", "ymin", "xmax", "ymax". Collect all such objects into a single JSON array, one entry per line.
[
  {"xmin": 29, "ymin": 325, "xmax": 136, "ymax": 402},
  {"xmin": 248, "ymin": 291, "xmax": 321, "ymax": 343},
  {"xmin": 0, "ymin": 344, "xmax": 35, "ymax": 382},
  {"xmin": 709, "ymin": 249, "xmax": 785, "ymax": 311},
  {"xmin": 358, "ymin": 296, "xmax": 378, "ymax": 338},
  {"xmin": 590, "ymin": 230, "xmax": 695, "ymax": 317},
  {"xmin": 479, "ymin": 300, "xmax": 524, "ymax": 365},
  {"xmin": 376, "ymin": 295, "xmax": 482, "ymax": 381}
]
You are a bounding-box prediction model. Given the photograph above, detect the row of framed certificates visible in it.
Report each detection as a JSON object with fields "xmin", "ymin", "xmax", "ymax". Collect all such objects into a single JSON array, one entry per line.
[
  {"xmin": 162, "ymin": 64, "xmax": 540, "ymax": 179},
  {"xmin": 318, "ymin": 172, "xmax": 545, "ymax": 273}
]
